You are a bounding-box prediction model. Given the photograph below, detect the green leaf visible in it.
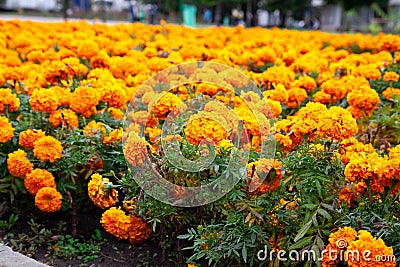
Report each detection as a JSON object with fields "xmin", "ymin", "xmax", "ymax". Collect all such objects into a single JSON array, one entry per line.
[
  {"xmin": 294, "ymin": 220, "xmax": 312, "ymax": 242},
  {"xmin": 317, "ymin": 208, "xmax": 332, "ymax": 221},
  {"xmin": 289, "ymin": 236, "xmax": 313, "ymax": 250},
  {"xmin": 242, "ymin": 244, "xmax": 247, "ymax": 263}
]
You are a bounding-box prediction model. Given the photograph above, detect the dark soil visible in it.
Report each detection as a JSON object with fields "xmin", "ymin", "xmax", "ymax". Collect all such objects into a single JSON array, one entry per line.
[{"xmin": 0, "ymin": 205, "xmax": 180, "ymax": 267}]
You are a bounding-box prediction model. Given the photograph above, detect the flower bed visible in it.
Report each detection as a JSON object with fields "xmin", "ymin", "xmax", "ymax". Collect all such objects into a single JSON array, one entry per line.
[{"xmin": 0, "ymin": 20, "xmax": 399, "ymax": 266}]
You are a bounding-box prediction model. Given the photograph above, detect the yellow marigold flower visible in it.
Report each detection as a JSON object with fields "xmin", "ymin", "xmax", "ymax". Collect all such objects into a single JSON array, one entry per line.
[
  {"xmin": 149, "ymin": 92, "xmax": 182, "ymax": 120},
  {"xmin": 7, "ymin": 149, "xmax": 33, "ymax": 178},
  {"xmin": 389, "ymin": 145, "xmax": 400, "ymax": 159},
  {"xmin": 185, "ymin": 111, "xmax": 229, "ymax": 145},
  {"xmin": 0, "ymin": 88, "xmax": 20, "ymax": 113},
  {"xmin": 124, "ymin": 132, "xmax": 147, "ymax": 167},
  {"xmin": 328, "ymin": 226, "xmax": 357, "ymax": 249},
  {"xmin": 234, "ymin": 106, "xmax": 270, "ymax": 138},
  {"xmin": 347, "ymin": 230, "xmax": 396, "ymax": 267},
  {"xmin": 383, "ymin": 71, "xmax": 399, "ymax": 82},
  {"xmin": 88, "ymin": 173, "xmax": 118, "ymax": 209},
  {"xmin": 24, "ymin": 168, "xmax": 56, "ymax": 195},
  {"xmin": 0, "ymin": 116, "xmax": 14, "ymax": 143},
  {"xmin": 70, "ymin": 86, "xmax": 101, "ymax": 117},
  {"xmin": 33, "ymin": 136, "xmax": 63, "ymax": 163},
  {"xmin": 19, "ymin": 129, "xmax": 46, "ymax": 150},
  {"xmin": 35, "ymin": 187, "xmax": 62, "ymax": 213},
  {"xmin": 83, "ymin": 120, "xmax": 106, "ymax": 137},
  {"xmin": 49, "ymin": 109, "xmax": 79, "ymax": 128},
  {"xmin": 261, "ymin": 65, "xmax": 295, "ymax": 89},
  {"xmin": 103, "ymin": 128, "xmax": 123, "ymax": 144},
  {"xmin": 344, "ymin": 152, "xmax": 376, "ymax": 183},
  {"xmin": 382, "ymin": 87, "xmax": 400, "ymax": 100},
  {"xmin": 318, "ymin": 106, "xmax": 358, "ymax": 140},
  {"xmin": 29, "ymin": 88, "xmax": 59, "ymax": 113},
  {"xmin": 100, "ymin": 207, "xmax": 152, "ymax": 244},
  {"xmin": 285, "ymin": 87, "xmax": 307, "ymax": 109}
]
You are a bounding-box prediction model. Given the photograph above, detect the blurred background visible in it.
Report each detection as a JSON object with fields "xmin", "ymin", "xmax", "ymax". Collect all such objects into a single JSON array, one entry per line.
[{"xmin": 0, "ymin": 0, "xmax": 399, "ymax": 33}]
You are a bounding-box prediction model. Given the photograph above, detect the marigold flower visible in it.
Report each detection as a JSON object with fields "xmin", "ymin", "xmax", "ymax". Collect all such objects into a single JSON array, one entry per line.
[
  {"xmin": 83, "ymin": 120, "xmax": 106, "ymax": 137},
  {"xmin": 293, "ymin": 75, "xmax": 317, "ymax": 91},
  {"xmin": 0, "ymin": 116, "xmax": 14, "ymax": 143},
  {"xmin": 33, "ymin": 136, "xmax": 63, "ymax": 163},
  {"xmin": 19, "ymin": 129, "xmax": 46, "ymax": 150},
  {"xmin": 124, "ymin": 132, "xmax": 147, "ymax": 166},
  {"xmin": 347, "ymin": 230, "xmax": 395, "ymax": 267},
  {"xmin": 347, "ymin": 86, "xmax": 380, "ymax": 113},
  {"xmin": 29, "ymin": 88, "xmax": 59, "ymax": 113},
  {"xmin": 248, "ymin": 159, "xmax": 282, "ymax": 194},
  {"xmin": 24, "ymin": 168, "xmax": 56, "ymax": 195},
  {"xmin": 108, "ymin": 107, "xmax": 124, "ymax": 120},
  {"xmin": 318, "ymin": 106, "xmax": 358, "ymax": 140},
  {"xmin": 35, "ymin": 187, "xmax": 62, "ymax": 213},
  {"xmin": 88, "ymin": 173, "xmax": 118, "ymax": 209},
  {"xmin": 382, "ymin": 87, "xmax": 400, "ymax": 100},
  {"xmin": 185, "ymin": 111, "xmax": 229, "ymax": 145},
  {"xmin": 103, "ymin": 128, "xmax": 123, "ymax": 144},
  {"xmin": 49, "ymin": 109, "xmax": 79, "ymax": 128},
  {"xmin": 383, "ymin": 71, "xmax": 399, "ymax": 82},
  {"xmin": 70, "ymin": 86, "xmax": 101, "ymax": 117},
  {"xmin": 100, "ymin": 207, "xmax": 152, "ymax": 244},
  {"xmin": 0, "ymin": 88, "xmax": 20, "ymax": 113},
  {"xmin": 285, "ymin": 87, "xmax": 307, "ymax": 109},
  {"xmin": 149, "ymin": 92, "xmax": 182, "ymax": 120},
  {"xmin": 7, "ymin": 149, "xmax": 33, "ymax": 178},
  {"xmin": 328, "ymin": 226, "xmax": 357, "ymax": 249},
  {"xmin": 263, "ymin": 84, "xmax": 289, "ymax": 103}
]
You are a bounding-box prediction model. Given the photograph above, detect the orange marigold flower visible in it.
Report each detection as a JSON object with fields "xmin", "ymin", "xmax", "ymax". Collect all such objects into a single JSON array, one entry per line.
[
  {"xmin": 382, "ymin": 87, "xmax": 400, "ymax": 100},
  {"xmin": 70, "ymin": 86, "xmax": 101, "ymax": 117},
  {"xmin": 124, "ymin": 132, "xmax": 147, "ymax": 166},
  {"xmin": 234, "ymin": 107, "xmax": 269, "ymax": 138},
  {"xmin": 24, "ymin": 168, "xmax": 56, "ymax": 195},
  {"xmin": 29, "ymin": 88, "xmax": 59, "ymax": 113},
  {"xmin": 33, "ymin": 136, "xmax": 63, "ymax": 163},
  {"xmin": 0, "ymin": 116, "xmax": 14, "ymax": 143},
  {"xmin": 347, "ymin": 86, "xmax": 380, "ymax": 112},
  {"xmin": 291, "ymin": 102, "xmax": 327, "ymax": 138},
  {"xmin": 320, "ymin": 79, "xmax": 348, "ymax": 99},
  {"xmin": 49, "ymin": 109, "xmax": 79, "ymax": 128},
  {"xmin": 347, "ymin": 230, "xmax": 396, "ymax": 267},
  {"xmin": 35, "ymin": 187, "xmax": 62, "ymax": 213},
  {"xmin": 248, "ymin": 158, "xmax": 283, "ymax": 194},
  {"xmin": 149, "ymin": 92, "xmax": 182, "ymax": 120},
  {"xmin": 185, "ymin": 111, "xmax": 229, "ymax": 145},
  {"xmin": 100, "ymin": 207, "xmax": 152, "ymax": 244},
  {"xmin": 263, "ymin": 84, "xmax": 289, "ymax": 103},
  {"xmin": 7, "ymin": 149, "xmax": 33, "ymax": 178},
  {"xmin": 313, "ymin": 90, "xmax": 337, "ymax": 104},
  {"xmin": 19, "ymin": 129, "xmax": 46, "ymax": 150},
  {"xmin": 76, "ymin": 40, "xmax": 100, "ymax": 59},
  {"xmin": 328, "ymin": 226, "xmax": 357, "ymax": 249},
  {"xmin": 51, "ymin": 86, "xmax": 71, "ymax": 106},
  {"xmin": 285, "ymin": 87, "xmax": 307, "ymax": 109},
  {"xmin": 0, "ymin": 88, "xmax": 20, "ymax": 113},
  {"xmin": 318, "ymin": 106, "xmax": 358, "ymax": 140},
  {"xmin": 108, "ymin": 107, "xmax": 124, "ymax": 120},
  {"xmin": 88, "ymin": 173, "xmax": 118, "ymax": 209},
  {"xmin": 383, "ymin": 71, "xmax": 399, "ymax": 82},
  {"xmin": 293, "ymin": 75, "xmax": 317, "ymax": 91},
  {"xmin": 254, "ymin": 99, "xmax": 282, "ymax": 119},
  {"xmin": 100, "ymin": 84, "xmax": 127, "ymax": 109}
]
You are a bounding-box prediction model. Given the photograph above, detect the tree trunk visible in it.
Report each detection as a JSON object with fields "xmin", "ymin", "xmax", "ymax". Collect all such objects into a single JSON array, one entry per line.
[
  {"xmin": 62, "ymin": 0, "xmax": 69, "ymax": 20},
  {"xmin": 280, "ymin": 11, "xmax": 287, "ymax": 28},
  {"xmin": 246, "ymin": 0, "xmax": 253, "ymax": 26},
  {"xmin": 215, "ymin": 0, "xmax": 222, "ymax": 26}
]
